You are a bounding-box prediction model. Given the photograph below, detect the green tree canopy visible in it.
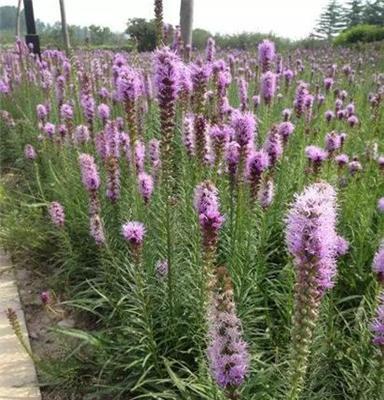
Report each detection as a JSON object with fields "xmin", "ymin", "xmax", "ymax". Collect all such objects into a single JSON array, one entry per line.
[
  {"xmin": 125, "ymin": 18, "xmax": 156, "ymax": 52},
  {"xmin": 314, "ymin": 0, "xmax": 346, "ymax": 39}
]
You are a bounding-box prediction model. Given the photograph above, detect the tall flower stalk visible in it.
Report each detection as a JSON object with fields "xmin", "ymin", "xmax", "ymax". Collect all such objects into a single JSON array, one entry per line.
[
  {"xmin": 285, "ymin": 182, "xmax": 344, "ymax": 399},
  {"xmin": 194, "ymin": 181, "xmax": 224, "ymax": 299},
  {"xmin": 79, "ymin": 153, "xmax": 105, "ymax": 246},
  {"xmin": 207, "ymin": 266, "xmax": 249, "ymax": 399},
  {"xmin": 154, "ymin": 0, "xmax": 164, "ymax": 46},
  {"xmin": 154, "ymin": 47, "xmax": 180, "ymax": 317}
]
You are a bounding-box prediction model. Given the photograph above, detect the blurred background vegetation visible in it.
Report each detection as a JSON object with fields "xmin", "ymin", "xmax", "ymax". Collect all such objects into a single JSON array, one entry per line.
[{"xmin": 0, "ymin": 1, "xmax": 383, "ymax": 51}]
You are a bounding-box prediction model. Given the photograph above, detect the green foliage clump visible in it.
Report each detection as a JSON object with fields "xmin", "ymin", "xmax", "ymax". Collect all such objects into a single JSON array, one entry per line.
[{"xmin": 334, "ymin": 24, "xmax": 384, "ymax": 45}]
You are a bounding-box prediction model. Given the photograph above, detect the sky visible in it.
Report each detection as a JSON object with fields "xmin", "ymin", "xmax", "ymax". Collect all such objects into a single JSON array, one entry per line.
[{"xmin": 0, "ymin": 0, "xmax": 349, "ymax": 40}]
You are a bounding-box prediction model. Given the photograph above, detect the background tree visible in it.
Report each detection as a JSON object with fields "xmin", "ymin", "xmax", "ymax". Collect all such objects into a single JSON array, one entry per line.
[
  {"xmin": 0, "ymin": 6, "xmax": 19, "ymax": 30},
  {"xmin": 59, "ymin": 0, "xmax": 71, "ymax": 55},
  {"xmin": 180, "ymin": 0, "xmax": 194, "ymax": 53},
  {"xmin": 16, "ymin": 0, "xmax": 22, "ymax": 37},
  {"xmin": 343, "ymin": 0, "xmax": 364, "ymax": 27},
  {"xmin": 314, "ymin": 0, "xmax": 346, "ymax": 39},
  {"xmin": 191, "ymin": 28, "xmax": 211, "ymax": 49},
  {"xmin": 362, "ymin": 0, "xmax": 384, "ymax": 25},
  {"xmin": 88, "ymin": 25, "xmax": 114, "ymax": 46},
  {"xmin": 126, "ymin": 18, "xmax": 156, "ymax": 52}
]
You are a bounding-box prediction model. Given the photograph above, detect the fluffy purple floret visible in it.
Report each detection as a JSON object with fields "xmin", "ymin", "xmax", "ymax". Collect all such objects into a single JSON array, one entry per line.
[
  {"xmin": 371, "ymin": 293, "xmax": 384, "ymax": 347},
  {"xmin": 286, "ymin": 182, "xmax": 340, "ymax": 295},
  {"xmin": 231, "ymin": 111, "xmax": 256, "ymax": 148},
  {"xmin": 48, "ymin": 201, "xmax": 65, "ymax": 227},
  {"xmin": 121, "ymin": 221, "xmax": 146, "ymax": 247},
  {"xmin": 79, "ymin": 153, "xmax": 100, "ymax": 192},
  {"xmin": 138, "ymin": 172, "xmax": 154, "ymax": 204}
]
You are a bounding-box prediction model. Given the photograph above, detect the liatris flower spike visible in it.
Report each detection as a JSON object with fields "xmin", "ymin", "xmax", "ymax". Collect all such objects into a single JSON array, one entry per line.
[
  {"xmin": 122, "ymin": 221, "xmax": 146, "ymax": 262},
  {"xmin": 24, "ymin": 144, "xmax": 37, "ymax": 160},
  {"xmin": 371, "ymin": 292, "xmax": 384, "ymax": 348},
  {"xmin": 207, "ymin": 266, "xmax": 249, "ymax": 398},
  {"xmin": 373, "ymin": 242, "xmax": 384, "ymax": 284},
  {"xmin": 48, "ymin": 201, "xmax": 65, "ymax": 228},
  {"xmin": 286, "ymin": 182, "xmax": 343, "ymax": 399}
]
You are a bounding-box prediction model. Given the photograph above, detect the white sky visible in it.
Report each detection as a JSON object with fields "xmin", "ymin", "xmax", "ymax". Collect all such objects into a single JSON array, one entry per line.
[{"xmin": 0, "ymin": 0, "xmax": 349, "ymax": 39}]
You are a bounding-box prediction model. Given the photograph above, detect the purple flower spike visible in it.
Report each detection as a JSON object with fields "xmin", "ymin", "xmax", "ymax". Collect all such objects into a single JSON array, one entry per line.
[
  {"xmin": 97, "ymin": 103, "xmax": 110, "ymax": 122},
  {"xmin": 371, "ymin": 292, "xmax": 384, "ymax": 347},
  {"xmin": 183, "ymin": 113, "xmax": 195, "ymax": 157},
  {"xmin": 24, "ymin": 144, "xmax": 37, "ymax": 160},
  {"xmin": 226, "ymin": 141, "xmax": 241, "ymax": 177},
  {"xmin": 155, "ymin": 259, "xmax": 168, "ymax": 280},
  {"xmin": 294, "ymin": 82, "xmax": 309, "ymax": 118},
  {"xmin": 194, "ymin": 181, "xmax": 224, "ymax": 250},
  {"xmin": 325, "ymin": 132, "xmax": 341, "ymax": 154},
  {"xmin": 348, "ymin": 160, "xmax": 363, "ymax": 175},
  {"xmin": 264, "ymin": 126, "xmax": 283, "ymax": 166},
  {"xmin": 324, "ymin": 77, "xmax": 334, "ymax": 91},
  {"xmin": 60, "ymin": 103, "xmax": 73, "ymax": 120},
  {"xmin": 231, "ymin": 111, "xmax": 256, "ymax": 149},
  {"xmin": 79, "ymin": 153, "xmax": 100, "ymax": 192},
  {"xmin": 74, "ymin": 125, "xmax": 90, "ymax": 144},
  {"xmin": 36, "ymin": 104, "xmax": 48, "ymax": 121},
  {"xmin": 206, "ymin": 37, "xmax": 216, "ymax": 63},
  {"xmin": 247, "ymin": 150, "xmax": 269, "ymax": 180},
  {"xmin": 43, "ymin": 122, "xmax": 56, "ymax": 138},
  {"xmin": 258, "ymin": 179, "xmax": 274, "ymax": 208},
  {"xmin": 122, "ymin": 221, "xmax": 146, "ymax": 249},
  {"xmin": 138, "ymin": 172, "xmax": 154, "ymax": 204},
  {"xmin": 378, "ymin": 198, "xmax": 384, "ymax": 214},
  {"xmin": 335, "ymin": 236, "xmax": 349, "ymax": 257},
  {"xmin": 48, "ymin": 201, "xmax": 65, "ymax": 228},
  {"xmin": 335, "ymin": 154, "xmax": 349, "ymax": 168},
  {"xmin": 347, "ymin": 115, "xmax": 359, "ymax": 127},
  {"xmin": 260, "ymin": 71, "xmax": 276, "ymax": 105},
  {"xmin": 325, "ymin": 110, "xmax": 335, "ymax": 123},
  {"xmin": 258, "ymin": 39, "xmax": 275, "ymax": 73},
  {"xmin": 116, "ymin": 66, "xmax": 141, "ymax": 102},
  {"xmin": 207, "ymin": 267, "xmax": 249, "ymax": 391},
  {"xmin": 305, "ymin": 145, "xmax": 328, "ymax": 174},
  {"xmin": 278, "ymin": 121, "xmax": 295, "ymax": 144},
  {"xmin": 373, "ymin": 242, "xmax": 384, "ymax": 284},
  {"xmin": 286, "ymin": 181, "xmax": 340, "ymax": 295},
  {"xmin": 40, "ymin": 291, "xmax": 51, "ymax": 305}
]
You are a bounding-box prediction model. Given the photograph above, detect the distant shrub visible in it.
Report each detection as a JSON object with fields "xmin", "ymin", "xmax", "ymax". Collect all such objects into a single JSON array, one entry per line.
[{"xmin": 334, "ymin": 24, "xmax": 384, "ymax": 45}]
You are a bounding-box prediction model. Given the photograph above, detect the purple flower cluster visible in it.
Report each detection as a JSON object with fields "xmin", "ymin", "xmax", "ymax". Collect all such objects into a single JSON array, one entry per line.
[
  {"xmin": 371, "ymin": 293, "xmax": 384, "ymax": 347},
  {"xmin": 155, "ymin": 259, "xmax": 168, "ymax": 280},
  {"xmin": 260, "ymin": 71, "xmax": 276, "ymax": 105},
  {"xmin": 294, "ymin": 82, "xmax": 309, "ymax": 118},
  {"xmin": 278, "ymin": 121, "xmax": 295, "ymax": 144},
  {"xmin": 138, "ymin": 172, "xmax": 154, "ymax": 204},
  {"xmin": 258, "ymin": 178, "xmax": 275, "ymax": 209},
  {"xmin": 48, "ymin": 201, "xmax": 65, "ymax": 228},
  {"xmin": 122, "ymin": 221, "xmax": 146, "ymax": 250},
  {"xmin": 207, "ymin": 267, "xmax": 249, "ymax": 390},
  {"xmin": 258, "ymin": 39, "xmax": 275, "ymax": 73},
  {"xmin": 231, "ymin": 111, "xmax": 256, "ymax": 149},
  {"xmin": 373, "ymin": 242, "xmax": 384, "ymax": 284},
  {"xmin": 116, "ymin": 66, "xmax": 141, "ymax": 102},
  {"xmin": 264, "ymin": 126, "xmax": 283, "ymax": 166},
  {"xmin": 286, "ymin": 182, "xmax": 342, "ymax": 294},
  {"xmin": 79, "ymin": 154, "xmax": 100, "ymax": 192},
  {"xmin": 194, "ymin": 181, "xmax": 224, "ymax": 250},
  {"xmin": 24, "ymin": 144, "xmax": 37, "ymax": 160},
  {"xmin": 305, "ymin": 145, "xmax": 328, "ymax": 174}
]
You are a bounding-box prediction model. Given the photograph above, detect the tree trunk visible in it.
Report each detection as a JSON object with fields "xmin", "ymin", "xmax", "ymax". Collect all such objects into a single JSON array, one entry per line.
[
  {"xmin": 180, "ymin": 0, "xmax": 193, "ymax": 58},
  {"xmin": 59, "ymin": 0, "xmax": 71, "ymax": 56},
  {"xmin": 15, "ymin": 0, "xmax": 22, "ymax": 38}
]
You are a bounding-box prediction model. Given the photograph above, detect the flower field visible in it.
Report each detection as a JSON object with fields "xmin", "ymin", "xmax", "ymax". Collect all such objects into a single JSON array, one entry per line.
[{"xmin": 0, "ymin": 35, "xmax": 384, "ymax": 399}]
